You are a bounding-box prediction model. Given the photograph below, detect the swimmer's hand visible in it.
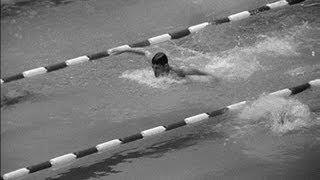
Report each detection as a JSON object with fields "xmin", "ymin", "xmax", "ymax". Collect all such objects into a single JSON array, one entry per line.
[
  {"xmin": 108, "ymin": 47, "xmax": 152, "ymax": 59},
  {"xmin": 108, "ymin": 46, "xmax": 132, "ymax": 55}
]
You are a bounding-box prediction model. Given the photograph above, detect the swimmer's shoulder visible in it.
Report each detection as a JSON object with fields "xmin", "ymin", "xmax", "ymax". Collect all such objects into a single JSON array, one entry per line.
[{"xmin": 169, "ymin": 66, "xmax": 187, "ymax": 78}]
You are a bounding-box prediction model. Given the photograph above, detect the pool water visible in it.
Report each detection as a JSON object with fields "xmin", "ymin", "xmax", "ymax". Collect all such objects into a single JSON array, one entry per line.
[{"xmin": 1, "ymin": 0, "xmax": 320, "ymax": 179}]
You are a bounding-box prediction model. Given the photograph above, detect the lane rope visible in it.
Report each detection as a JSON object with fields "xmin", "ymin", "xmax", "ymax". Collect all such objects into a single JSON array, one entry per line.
[
  {"xmin": 1, "ymin": 78, "xmax": 319, "ymax": 180},
  {"xmin": 0, "ymin": 0, "xmax": 306, "ymax": 85}
]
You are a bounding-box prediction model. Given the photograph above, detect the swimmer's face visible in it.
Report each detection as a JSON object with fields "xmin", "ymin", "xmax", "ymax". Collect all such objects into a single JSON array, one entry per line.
[{"xmin": 152, "ymin": 64, "xmax": 170, "ymax": 77}]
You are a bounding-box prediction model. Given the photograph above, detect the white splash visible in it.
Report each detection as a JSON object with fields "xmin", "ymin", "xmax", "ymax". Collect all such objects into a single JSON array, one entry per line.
[
  {"xmin": 120, "ymin": 23, "xmax": 311, "ymax": 86},
  {"xmin": 238, "ymin": 95, "xmax": 312, "ymax": 134},
  {"xmin": 179, "ymin": 24, "xmax": 309, "ymax": 81},
  {"xmin": 203, "ymin": 31, "xmax": 302, "ymax": 80},
  {"xmin": 204, "ymin": 52, "xmax": 263, "ymax": 81},
  {"xmin": 120, "ymin": 68, "xmax": 186, "ymax": 89}
]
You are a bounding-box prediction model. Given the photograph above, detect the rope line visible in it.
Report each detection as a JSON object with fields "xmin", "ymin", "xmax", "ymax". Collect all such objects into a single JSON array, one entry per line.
[
  {"xmin": 1, "ymin": 79, "xmax": 319, "ymax": 180},
  {"xmin": 0, "ymin": 0, "xmax": 306, "ymax": 85}
]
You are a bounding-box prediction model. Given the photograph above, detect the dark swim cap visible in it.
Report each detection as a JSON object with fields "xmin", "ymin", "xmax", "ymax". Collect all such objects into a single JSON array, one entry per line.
[{"xmin": 152, "ymin": 52, "xmax": 168, "ymax": 65}]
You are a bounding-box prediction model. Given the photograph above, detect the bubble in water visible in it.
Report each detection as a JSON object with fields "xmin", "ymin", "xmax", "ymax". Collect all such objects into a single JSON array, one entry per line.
[{"xmin": 238, "ymin": 95, "xmax": 311, "ymax": 134}]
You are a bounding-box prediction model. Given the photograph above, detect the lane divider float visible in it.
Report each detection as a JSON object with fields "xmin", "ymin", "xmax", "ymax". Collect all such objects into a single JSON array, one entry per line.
[
  {"xmin": 0, "ymin": 0, "xmax": 306, "ymax": 85},
  {"xmin": 2, "ymin": 78, "xmax": 319, "ymax": 180}
]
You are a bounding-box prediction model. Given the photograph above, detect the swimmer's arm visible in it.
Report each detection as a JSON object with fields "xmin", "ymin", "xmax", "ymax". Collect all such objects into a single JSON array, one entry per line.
[
  {"xmin": 108, "ymin": 47, "xmax": 152, "ymax": 59},
  {"xmin": 172, "ymin": 67, "xmax": 210, "ymax": 77}
]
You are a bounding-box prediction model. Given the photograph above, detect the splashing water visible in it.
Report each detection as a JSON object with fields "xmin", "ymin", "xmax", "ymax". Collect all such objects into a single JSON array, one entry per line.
[
  {"xmin": 119, "ymin": 23, "xmax": 313, "ymax": 88},
  {"xmin": 204, "ymin": 51, "xmax": 263, "ymax": 81},
  {"xmin": 120, "ymin": 68, "xmax": 186, "ymax": 89},
  {"xmin": 203, "ymin": 32, "xmax": 302, "ymax": 81},
  {"xmin": 119, "ymin": 30, "xmax": 301, "ymax": 87},
  {"xmin": 252, "ymin": 22, "xmax": 311, "ymax": 56},
  {"xmin": 238, "ymin": 95, "xmax": 312, "ymax": 134},
  {"xmin": 159, "ymin": 24, "xmax": 306, "ymax": 82},
  {"xmin": 154, "ymin": 41, "xmax": 263, "ymax": 81},
  {"xmin": 253, "ymin": 35, "xmax": 299, "ymax": 56}
]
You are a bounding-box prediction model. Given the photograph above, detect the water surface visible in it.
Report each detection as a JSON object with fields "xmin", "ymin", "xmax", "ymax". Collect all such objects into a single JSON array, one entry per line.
[{"xmin": 1, "ymin": 0, "xmax": 320, "ymax": 179}]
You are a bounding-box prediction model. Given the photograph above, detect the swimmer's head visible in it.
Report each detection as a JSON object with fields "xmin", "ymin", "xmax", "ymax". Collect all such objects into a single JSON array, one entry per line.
[
  {"xmin": 152, "ymin": 52, "xmax": 168, "ymax": 66},
  {"xmin": 151, "ymin": 52, "xmax": 170, "ymax": 77}
]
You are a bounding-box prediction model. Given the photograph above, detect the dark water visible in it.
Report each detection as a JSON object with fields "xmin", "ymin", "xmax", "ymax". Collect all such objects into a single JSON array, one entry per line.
[{"xmin": 1, "ymin": 0, "xmax": 320, "ymax": 179}]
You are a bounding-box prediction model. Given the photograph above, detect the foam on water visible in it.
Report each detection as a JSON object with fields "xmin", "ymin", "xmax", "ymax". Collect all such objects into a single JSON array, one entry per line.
[
  {"xmin": 120, "ymin": 68, "xmax": 187, "ymax": 89},
  {"xmin": 204, "ymin": 50, "xmax": 262, "ymax": 81},
  {"xmin": 254, "ymin": 23, "xmax": 313, "ymax": 56},
  {"xmin": 211, "ymin": 95, "xmax": 317, "ymax": 163},
  {"xmin": 203, "ymin": 32, "xmax": 302, "ymax": 81},
  {"xmin": 163, "ymin": 24, "xmax": 306, "ymax": 82},
  {"xmin": 213, "ymin": 94, "xmax": 320, "ymax": 163},
  {"xmin": 238, "ymin": 95, "xmax": 313, "ymax": 134}
]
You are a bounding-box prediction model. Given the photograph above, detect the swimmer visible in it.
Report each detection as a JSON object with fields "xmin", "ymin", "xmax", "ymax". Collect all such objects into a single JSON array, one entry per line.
[{"xmin": 108, "ymin": 47, "xmax": 210, "ymax": 78}]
